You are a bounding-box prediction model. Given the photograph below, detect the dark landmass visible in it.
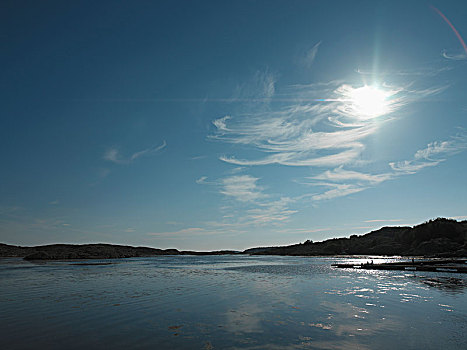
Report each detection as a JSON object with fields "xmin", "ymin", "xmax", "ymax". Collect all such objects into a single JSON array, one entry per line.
[
  {"xmin": 0, "ymin": 218, "xmax": 465, "ymax": 260},
  {"xmin": 0, "ymin": 243, "xmax": 239, "ymax": 260},
  {"xmin": 247, "ymin": 218, "xmax": 467, "ymax": 257}
]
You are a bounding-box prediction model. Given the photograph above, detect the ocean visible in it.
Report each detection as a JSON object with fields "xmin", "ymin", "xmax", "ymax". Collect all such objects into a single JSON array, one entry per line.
[{"xmin": 1, "ymin": 255, "xmax": 466, "ymax": 349}]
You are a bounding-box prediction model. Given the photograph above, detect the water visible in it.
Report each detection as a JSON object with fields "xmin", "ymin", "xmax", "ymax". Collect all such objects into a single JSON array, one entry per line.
[{"xmin": 1, "ymin": 255, "xmax": 466, "ymax": 349}]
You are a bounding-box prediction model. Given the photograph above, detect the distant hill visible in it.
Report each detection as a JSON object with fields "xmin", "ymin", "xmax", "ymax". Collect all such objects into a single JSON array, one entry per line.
[
  {"xmin": 245, "ymin": 218, "xmax": 467, "ymax": 257},
  {"xmin": 0, "ymin": 243, "xmax": 178, "ymax": 260},
  {"xmin": 0, "ymin": 243, "xmax": 240, "ymax": 260},
  {"xmin": 1, "ymin": 218, "xmax": 466, "ymax": 259}
]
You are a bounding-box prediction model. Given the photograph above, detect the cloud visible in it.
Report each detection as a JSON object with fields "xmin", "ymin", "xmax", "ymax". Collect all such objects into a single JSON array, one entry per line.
[
  {"xmin": 300, "ymin": 165, "xmax": 394, "ymax": 202},
  {"xmin": 130, "ymin": 141, "xmax": 167, "ymax": 161},
  {"xmin": 104, "ymin": 141, "xmax": 166, "ymax": 164},
  {"xmin": 195, "ymin": 176, "xmax": 208, "ymax": 184},
  {"xmin": 212, "ymin": 116, "xmax": 230, "ymax": 133},
  {"xmin": 356, "ymin": 66, "xmax": 453, "ymax": 77},
  {"xmin": 190, "ymin": 155, "xmax": 207, "ymax": 160},
  {"xmin": 306, "ymin": 133, "xmax": 467, "ymax": 201},
  {"xmin": 246, "ymin": 197, "xmax": 297, "ymax": 225},
  {"xmin": 204, "ymin": 62, "xmax": 463, "ymax": 223},
  {"xmin": 442, "ymin": 50, "xmax": 467, "ymax": 61},
  {"xmin": 414, "ymin": 138, "xmax": 466, "ymax": 160},
  {"xmin": 147, "ymin": 227, "xmax": 206, "ymax": 236},
  {"xmin": 303, "ymin": 41, "xmax": 321, "ymax": 68},
  {"xmin": 220, "ymin": 175, "xmax": 265, "ymax": 203},
  {"xmin": 230, "ymin": 69, "xmax": 276, "ymax": 104},
  {"xmin": 310, "ymin": 166, "xmax": 392, "ymax": 185},
  {"xmin": 309, "ymin": 183, "xmax": 367, "ymax": 201},
  {"xmin": 210, "ymin": 79, "xmax": 425, "ymax": 168},
  {"xmin": 147, "ymin": 226, "xmax": 245, "ymax": 238},
  {"xmin": 364, "ymin": 219, "xmax": 402, "ymax": 223},
  {"xmin": 391, "ymin": 133, "xmax": 467, "ymax": 174},
  {"xmin": 389, "ymin": 159, "xmax": 440, "ymax": 173},
  {"xmin": 202, "ymin": 174, "xmax": 299, "ymax": 226},
  {"xmin": 103, "ymin": 148, "xmax": 121, "ymax": 163}
]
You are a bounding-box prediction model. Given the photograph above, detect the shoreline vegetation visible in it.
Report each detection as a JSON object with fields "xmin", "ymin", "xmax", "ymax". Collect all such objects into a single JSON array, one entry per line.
[{"xmin": 0, "ymin": 218, "xmax": 466, "ymax": 260}]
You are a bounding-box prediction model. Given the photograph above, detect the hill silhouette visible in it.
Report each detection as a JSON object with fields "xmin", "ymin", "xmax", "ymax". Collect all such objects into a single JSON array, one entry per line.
[
  {"xmin": 244, "ymin": 218, "xmax": 467, "ymax": 257},
  {"xmin": 1, "ymin": 218, "xmax": 466, "ymax": 259}
]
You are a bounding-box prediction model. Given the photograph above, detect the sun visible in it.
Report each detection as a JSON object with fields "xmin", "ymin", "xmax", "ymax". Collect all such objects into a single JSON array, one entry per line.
[{"xmin": 349, "ymin": 85, "xmax": 392, "ymax": 119}]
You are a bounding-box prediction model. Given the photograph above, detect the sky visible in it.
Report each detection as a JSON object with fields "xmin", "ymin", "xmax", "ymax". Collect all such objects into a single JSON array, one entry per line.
[{"xmin": 1, "ymin": 0, "xmax": 467, "ymax": 251}]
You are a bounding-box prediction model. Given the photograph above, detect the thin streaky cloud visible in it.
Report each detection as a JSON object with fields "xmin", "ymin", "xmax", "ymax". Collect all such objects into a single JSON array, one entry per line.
[
  {"xmin": 310, "ymin": 166, "xmax": 393, "ymax": 184},
  {"xmin": 391, "ymin": 132, "xmax": 467, "ymax": 173},
  {"xmin": 147, "ymin": 227, "xmax": 243, "ymax": 238},
  {"xmin": 442, "ymin": 50, "xmax": 467, "ymax": 61},
  {"xmin": 307, "ymin": 132, "xmax": 467, "ymax": 201},
  {"xmin": 104, "ymin": 140, "xmax": 166, "ymax": 165},
  {"xmin": 246, "ymin": 197, "xmax": 297, "ymax": 225},
  {"xmin": 389, "ymin": 160, "xmax": 441, "ymax": 173},
  {"xmin": 309, "ymin": 183, "xmax": 367, "ymax": 202},
  {"xmin": 220, "ymin": 175, "xmax": 265, "ymax": 203},
  {"xmin": 196, "ymin": 176, "xmax": 208, "ymax": 184},
  {"xmin": 275, "ymin": 227, "xmax": 332, "ymax": 234},
  {"xmin": 229, "ymin": 69, "xmax": 276, "ymax": 105},
  {"xmin": 190, "ymin": 155, "xmax": 207, "ymax": 160},
  {"xmin": 303, "ymin": 41, "xmax": 321, "ymax": 69},
  {"xmin": 130, "ymin": 140, "xmax": 166, "ymax": 161},
  {"xmin": 355, "ymin": 66, "xmax": 453, "ymax": 77},
  {"xmin": 364, "ymin": 219, "xmax": 403, "ymax": 223},
  {"xmin": 211, "ymin": 78, "xmax": 443, "ymax": 170}
]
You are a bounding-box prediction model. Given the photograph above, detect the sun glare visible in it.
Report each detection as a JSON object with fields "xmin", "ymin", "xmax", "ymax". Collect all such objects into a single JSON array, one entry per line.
[{"xmin": 350, "ymin": 86, "xmax": 391, "ymax": 119}]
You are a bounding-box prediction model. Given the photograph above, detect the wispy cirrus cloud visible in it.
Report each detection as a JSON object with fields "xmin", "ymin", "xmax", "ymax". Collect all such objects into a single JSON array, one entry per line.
[
  {"xmin": 390, "ymin": 133, "xmax": 467, "ymax": 173},
  {"xmin": 197, "ymin": 173, "xmax": 297, "ymax": 226},
  {"xmin": 230, "ymin": 69, "xmax": 276, "ymax": 104},
  {"xmin": 220, "ymin": 175, "xmax": 265, "ymax": 203},
  {"xmin": 147, "ymin": 226, "xmax": 246, "ymax": 239},
  {"xmin": 308, "ymin": 182, "xmax": 367, "ymax": 201},
  {"xmin": 442, "ymin": 50, "xmax": 467, "ymax": 61},
  {"xmin": 306, "ymin": 132, "xmax": 467, "ymax": 201},
  {"xmin": 195, "ymin": 176, "xmax": 209, "ymax": 184},
  {"xmin": 310, "ymin": 166, "xmax": 393, "ymax": 185},
  {"xmin": 147, "ymin": 227, "xmax": 207, "ymax": 236},
  {"xmin": 301, "ymin": 166, "xmax": 393, "ymax": 202},
  {"xmin": 246, "ymin": 197, "xmax": 297, "ymax": 225},
  {"xmin": 364, "ymin": 219, "xmax": 402, "ymax": 223},
  {"xmin": 205, "ymin": 56, "xmax": 463, "ymax": 226},
  {"xmin": 302, "ymin": 41, "xmax": 321, "ymax": 69},
  {"xmin": 104, "ymin": 141, "xmax": 166, "ymax": 164},
  {"xmin": 210, "ymin": 77, "xmax": 443, "ymax": 169}
]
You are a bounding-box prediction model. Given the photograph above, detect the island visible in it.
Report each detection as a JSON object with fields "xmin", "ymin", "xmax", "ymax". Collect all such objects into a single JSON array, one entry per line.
[{"xmin": 1, "ymin": 217, "xmax": 466, "ymax": 260}]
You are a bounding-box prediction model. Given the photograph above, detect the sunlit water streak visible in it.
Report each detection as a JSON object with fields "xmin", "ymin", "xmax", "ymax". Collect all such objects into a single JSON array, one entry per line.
[{"xmin": 0, "ymin": 256, "xmax": 466, "ymax": 350}]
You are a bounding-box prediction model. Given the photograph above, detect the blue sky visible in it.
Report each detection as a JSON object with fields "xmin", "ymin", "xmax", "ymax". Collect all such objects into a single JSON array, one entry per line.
[{"xmin": 1, "ymin": 0, "xmax": 466, "ymax": 250}]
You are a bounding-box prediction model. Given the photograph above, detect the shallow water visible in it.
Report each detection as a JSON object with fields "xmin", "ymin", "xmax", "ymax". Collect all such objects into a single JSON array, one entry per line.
[{"xmin": 1, "ymin": 255, "xmax": 466, "ymax": 349}]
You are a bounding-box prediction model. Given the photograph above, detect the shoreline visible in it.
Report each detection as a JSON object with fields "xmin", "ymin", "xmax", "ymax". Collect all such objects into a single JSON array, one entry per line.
[{"xmin": 1, "ymin": 217, "xmax": 466, "ymax": 260}]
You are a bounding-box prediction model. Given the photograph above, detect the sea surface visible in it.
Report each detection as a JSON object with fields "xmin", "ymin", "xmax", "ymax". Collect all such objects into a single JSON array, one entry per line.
[{"xmin": 1, "ymin": 255, "xmax": 466, "ymax": 350}]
